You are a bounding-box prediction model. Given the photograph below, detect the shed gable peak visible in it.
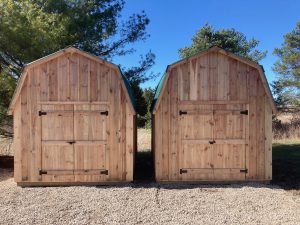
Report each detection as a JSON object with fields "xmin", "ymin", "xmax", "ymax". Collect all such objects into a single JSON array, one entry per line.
[
  {"xmin": 152, "ymin": 46, "xmax": 276, "ymax": 114},
  {"xmin": 8, "ymin": 47, "xmax": 136, "ymax": 115}
]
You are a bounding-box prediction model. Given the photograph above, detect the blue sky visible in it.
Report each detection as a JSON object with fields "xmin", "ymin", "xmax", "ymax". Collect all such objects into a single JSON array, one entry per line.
[{"xmin": 112, "ymin": 0, "xmax": 300, "ymax": 89}]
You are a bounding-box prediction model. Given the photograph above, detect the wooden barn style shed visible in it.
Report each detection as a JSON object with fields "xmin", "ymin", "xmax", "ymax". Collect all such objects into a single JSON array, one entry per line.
[
  {"xmin": 151, "ymin": 46, "xmax": 276, "ymax": 183},
  {"xmin": 8, "ymin": 47, "xmax": 137, "ymax": 186}
]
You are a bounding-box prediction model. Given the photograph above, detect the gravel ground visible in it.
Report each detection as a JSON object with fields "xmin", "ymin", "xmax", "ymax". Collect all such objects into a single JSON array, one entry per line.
[{"xmin": 0, "ymin": 169, "xmax": 300, "ymax": 225}]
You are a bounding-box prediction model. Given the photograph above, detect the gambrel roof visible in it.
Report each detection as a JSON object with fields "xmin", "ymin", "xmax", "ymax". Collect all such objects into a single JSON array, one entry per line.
[
  {"xmin": 151, "ymin": 46, "xmax": 277, "ymax": 114},
  {"xmin": 8, "ymin": 47, "xmax": 136, "ymax": 115}
]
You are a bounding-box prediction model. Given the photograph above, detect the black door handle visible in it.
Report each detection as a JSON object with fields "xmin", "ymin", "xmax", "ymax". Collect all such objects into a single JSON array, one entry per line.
[{"xmin": 100, "ymin": 111, "xmax": 109, "ymax": 116}]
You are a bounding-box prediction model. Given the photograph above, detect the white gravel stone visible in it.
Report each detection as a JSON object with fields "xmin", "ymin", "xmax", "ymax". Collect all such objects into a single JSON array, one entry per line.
[{"xmin": 0, "ymin": 169, "xmax": 299, "ymax": 225}]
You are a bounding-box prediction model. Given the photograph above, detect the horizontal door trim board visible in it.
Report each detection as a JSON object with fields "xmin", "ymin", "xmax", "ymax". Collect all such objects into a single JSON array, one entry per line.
[
  {"xmin": 42, "ymin": 140, "xmax": 106, "ymax": 145},
  {"xmin": 179, "ymin": 109, "xmax": 248, "ymax": 115},
  {"xmin": 40, "ymin": 170, "xmax": 74, "ymax": 175},
  {"xmin": 73, "ymin": 110, "xmax": 108, "ymax": 114},
  {"xmin": 182, "ymin": 139, "xmax": 211, "ymax": 144},
  {"xmin": 212, "ymin": 139, "xmax": 246, "ymax": 144},
  {"xmin": 39, "ymin": 101, "xmax": 109, "ymax": 105},
  {"xmin": 179, "ymin": 100, "xmax": 249, "ymax": 105},
  {"xmin": 179, "ymin": 110, "xmax": 214, "ymax": 115},
  {"xmin": 40, "ymin": 110, "xmax": 73, "ymax": 114},
  {"xmin": 182, "ymin": 139, "xmax": 246, "ymax": 145},
  {"xmin": 40, "ymin": 169, "xmax": 108, "ymax": 175},
  {"xmin": 74, "ymin": 141, "xmax": 107, "ymax": 145},
  {"xmin": 214, "ymin": 110, "xmax": 247, "ymax": 115},
  {"xmin": 42, "ymin": 141, "xmax": 73, "ymax": 146},
  {"xmin": 180, "ymin": 168, "xmax": 246, "ymax": 174},
  {"xmin": 73, "ymin": 169, "xmax": 108, "ymax": 175}
]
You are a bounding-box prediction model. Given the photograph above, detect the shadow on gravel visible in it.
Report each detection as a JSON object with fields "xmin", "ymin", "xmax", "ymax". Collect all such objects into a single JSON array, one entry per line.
[
  {"xmin": 0, "ymin": 156, "xmax": 13, "ymax": 169},
  {"xmin": 134, "ymin": 150, "xmax": 155, "ymax": 183},
  {"xmin": 0, "ymin": 156, "xmax": 14, "ymax": 182}
]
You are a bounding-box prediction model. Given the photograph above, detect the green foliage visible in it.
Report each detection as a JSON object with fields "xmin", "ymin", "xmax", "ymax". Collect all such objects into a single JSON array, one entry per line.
[
  {"xmin": 0, "ymin": 0, "xmax": 68, "ymax": 76},
  {"xmin": 122, "ymin": 53, "xmax": 157, "ymax": 128},
  {"xmin": 273, "ymin": 143, "xmax": 300, "ymax": 188},
  {"xmin": 130, "ymin": 80, "xmax": 147, "ymax": 127},
  {"xmin": 273, "ymin": 22, "xmax": 300, "ymax": 107},
  {"xmin": 0, "ymin": 70, "xmax": 15, "ymax": 137},
  {"xmin": 0, "ymin": 0, "xmax": 155, "ymax": 137},
  {"xmin": 179, "ymin": 23, "xmax": 266, "ymax": 62},
  {"xmin": 143, "ymin": 88, "xmax": 155, "ymax": 128},
  {"xmin": 122, "ymin": 52, "xmax": 157, "ymax": 84},
  {"xmin": 130, "ymin": 85, "xmax": 155, "ymax": 128},
  {"xmin": 0, "ymin": 0, "xmax": 150, "ymax": 77},
  {"xmin": 271, "ymin": 80, "xmax": 300, "ymax": 107}
]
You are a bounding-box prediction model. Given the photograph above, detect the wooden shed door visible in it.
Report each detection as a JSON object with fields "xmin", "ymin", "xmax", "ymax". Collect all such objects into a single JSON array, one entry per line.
[
  {"xmin": 179, "ymin": 104, "xmax": 248, "ymax": 181},
  {"xmin": 40, "ymin": 104, "xmax": 109, "ymax": 182},
  {"xmin": 73, "ymin": 104, "xmax": 108, "ymax": 182},
  {"xmin": 40, "ymin": 105, "xmax": 75, "ymax": 181}
]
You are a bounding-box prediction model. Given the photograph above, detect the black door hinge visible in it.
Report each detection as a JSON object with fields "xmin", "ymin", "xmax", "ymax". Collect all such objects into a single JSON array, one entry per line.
[
  {"xmin": 179, "ymin": 110, "xmax": 187, "ymax": 115},
  {"xmin": 240, "ymin": 169, "xmax": 248, "ymax": 173},
  {"xmin": 39, "ymin": 170, "xmax": 47, "ymax": 175},
  {"xmin": 209, "ymin": 140, "xmax": 216, "ymax": 144},
  {"xmin": 100, "ymin": 170, "xmax": 108, "ymax": 175},
  {"xmin": 67, "ymin": 141, "xmax": 76, "ymax": 144},
  {"xmin": 38, "ymin": 111, "xmax": 47, "ymax": 116},
  {"xmin": 240, "ymin": 110, "xmax": 248, "ymax": 115},
  {"xmin": 100, "ymin": 111, "xmax": 109, "ymax": 116},
  {"xmin": 180, "ymin": 169, "xmax": 188, "ymax": 174}
]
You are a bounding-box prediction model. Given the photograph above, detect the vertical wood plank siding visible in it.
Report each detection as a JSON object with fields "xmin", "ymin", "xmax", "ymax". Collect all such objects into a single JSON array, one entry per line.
[
  {"xmin": 153, "ymin": 51, "xmax": 273, "ymax": 182},
  {"xmin": 12, "ymin": 50, "xmax": 136, "ymax": 186}
]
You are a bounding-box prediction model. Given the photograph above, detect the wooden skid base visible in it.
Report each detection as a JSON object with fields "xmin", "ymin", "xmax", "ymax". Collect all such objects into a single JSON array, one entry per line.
[
  {"xmin": 17, "ymin": 181, "xmax": 133, "ymax": 187},
  {"xmin": 155, "ymin": 180, "xmax": 271, "ymax": 185}
]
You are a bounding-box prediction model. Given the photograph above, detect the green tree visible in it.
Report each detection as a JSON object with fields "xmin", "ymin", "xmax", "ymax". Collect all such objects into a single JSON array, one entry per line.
[
  {"xmin": 0, "ymin": 0, "xmax": 151, "ymax": 77},
  {"xmin": 0, "ymin": 71, "xmax": 15, "ymax": 137},
  {"xmin": 0, "ymin": 0, "xmax": 155, "ymax": 137},
  {"xmin": 143, "ymin": 87, "xmax": 155, "ymax": 110},
  {"xmin": 273, "ymin": 22, "xmax": 300, "ymax": 107},
  {"xmin": 122, "ymin": 53, "xmax": 157, "ymax": 127},
  {"xmin": 179, "ymin": 23, "xmax": 266, "ymax": 62},
  {"xmin": 143, "ymin": 87, "xmax": 155, "ymax": 128},
  {"xmin": 130, "ymin": 80, "xmax": 147, "ymax": 127}
]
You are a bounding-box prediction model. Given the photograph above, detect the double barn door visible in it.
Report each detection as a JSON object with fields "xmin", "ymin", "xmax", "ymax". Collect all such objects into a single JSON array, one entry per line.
[
  {"xmin": 179, "ymin": 103, "xmax": 249, "ymax": 181},
  {"xmin": 40, "ymin": 104, "xmax": 108, "ymax": 182}
]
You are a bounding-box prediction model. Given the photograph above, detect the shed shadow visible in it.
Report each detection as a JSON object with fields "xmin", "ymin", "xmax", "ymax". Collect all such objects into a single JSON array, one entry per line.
[
  {"xmin": 0, "ymin": 156, "xmax": 14, "ymax": 182},
  {"xmin": 134, "ymin": 150, "xmax": 155, "ymax": 182}
]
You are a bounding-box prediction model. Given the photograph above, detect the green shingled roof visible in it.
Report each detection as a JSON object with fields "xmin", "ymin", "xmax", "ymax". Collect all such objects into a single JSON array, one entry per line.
[
  {"xmin": 118, "ymin": 67, "xmax": 137, "ymax": 112},
  {"xmin": 150, "ymin": 68, "xmax": 168, "ymax": 113}
]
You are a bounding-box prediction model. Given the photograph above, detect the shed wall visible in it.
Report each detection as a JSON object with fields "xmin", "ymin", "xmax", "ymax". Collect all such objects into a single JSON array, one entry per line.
[
  {"xmin": 153, "ymin": 52, "xmax": 272, "ymax": 181},
  {"xmin": 13, "ymin": 52, "xmax": 136, "ymax": 185}
]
